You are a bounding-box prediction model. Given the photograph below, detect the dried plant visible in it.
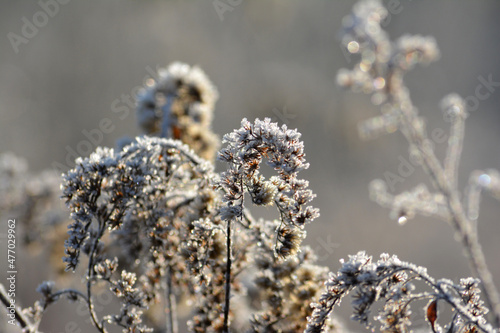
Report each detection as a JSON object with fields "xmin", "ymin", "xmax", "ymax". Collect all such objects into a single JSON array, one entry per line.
[
  {"xmin": 135, "ymin": 62, "xmax": 219, "ymax": 161},
  {"xmin": 0, "ymin": 62, "xmax": 327, "ymax": 333},
  {"xmin": 306, "ymin": 252, "xmax": 493, "ymax": 333},
  {"xmin": 1, "ymin": 1, "xmax": 499, "ymax": 333},
  {"xmin": 308, "ymin": 0, "xmax": 500, "ymax": 332}
]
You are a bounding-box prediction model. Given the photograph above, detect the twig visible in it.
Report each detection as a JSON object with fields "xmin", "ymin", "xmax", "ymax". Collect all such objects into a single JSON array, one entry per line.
[
  {"xmin": 0, "ymin": 283, "xmax": 36, "ymax": 332},
  {"xmin": 165, "ymin": 266, "xmax": 178, "ymax": 333},
  {"xmin": 223, "ymin": 217, "xmax": 232, "ymax": 333},
  {"xmin": 389, "ymin": 71, "xmax": 500, "ymax": 328},
  {"xmin": 86, "ymin": 211, "xmax": 109, "ymax": 333},
  {"xmin": 444, "ymin": 99, "xmax": 465, "ymax": 188}
]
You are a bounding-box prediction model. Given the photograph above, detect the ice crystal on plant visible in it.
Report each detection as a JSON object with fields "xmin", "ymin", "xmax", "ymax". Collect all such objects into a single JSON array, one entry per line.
[
  {"xmin": 1, "ymin": 2, "xmax": 499, "ymax": 333},
  {"xmin": 306, "ymin": 252, "xmax": 493, "ymax": 333}
]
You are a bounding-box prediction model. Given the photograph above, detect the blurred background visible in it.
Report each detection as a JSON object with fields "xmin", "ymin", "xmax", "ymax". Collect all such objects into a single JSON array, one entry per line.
[{"xmin": 1, "ymin": 0, "xmax": 500, "ymax": 331}]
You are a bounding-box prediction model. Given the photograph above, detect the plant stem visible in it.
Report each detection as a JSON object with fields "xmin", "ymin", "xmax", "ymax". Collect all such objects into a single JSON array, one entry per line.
[
  {"xmin": 86, "ymin": 215, "xmax": 108, "ymax": 333},
  {"xmin": 223, "ymin": 217, "xmax": 232, "ymax": 333},
  {"xmin": 390, "ymin": 72, "xmax": 500, "ymax": 328},
  {"xmin": 165, "ymin": 266, "xmax": 178, "ymax": 333},
  {"xmin": 0, "ymin": 283, "xmax": 36, "ymax": 332}
]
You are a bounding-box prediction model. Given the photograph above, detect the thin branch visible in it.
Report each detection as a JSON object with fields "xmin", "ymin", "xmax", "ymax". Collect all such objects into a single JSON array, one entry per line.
[
  {"xmin": 223, "ymin": 217, "xmax": 233, "ymax": 333},
  {"xmin": 389, "ymin": 71, "xmax": 500, "ymax": 328},
  {"xmin": 441, "ymin": 94, "xmax": 467, "ymax": 189},
  {"xmin": 444, "ymin": 100, "xmax": 466, "ymax": 188},
  {"xmin": 50, "ymin": 288, "xmax": 88, "ymax": 302},
  {"xmin": 164, "ymin": 266, "xmax": 178, "ymax": 333},
  {"xmin": 86, "ymin": 214, "xmax": 109, "ymax": 333},
  {"xmin": 0, "ymin": 283, "xmax": 36, "ymax": 332}
]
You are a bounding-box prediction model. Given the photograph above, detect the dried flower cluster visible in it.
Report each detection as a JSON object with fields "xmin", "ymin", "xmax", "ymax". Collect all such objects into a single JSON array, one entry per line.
[
  {"xmin": 217, "ymin": 118, "xmax": 319, "ymax": 258},
  {"xmin": 0, "ymin": 64, "xmax": 323, "ymax": 332},
  {"xmin": 182, "ymin": 216, "xmax": 333, "ymax": 332},
  {"xmin": 246, "ymin": 219, "xmax": 338, "ymax": 333},
  {"xmin": 1, "ymin": 64, "xmax": 324, "ymax": 331},
  {"xmin": 1, "ymin": 1, "xmax": 499, "ymax": 333},
  {"xmin": 136, "ymin": 62, "xmax": 219, "ymax": 161},
  {"xmin": 306, "ymin": 252, "xmax": 493, "ymax": 333},
  {"xmin": 60, "ymin": 136, "xmax": 220, "ymax": 332},
  {"xmin": 0, "ymin": 153, "xmax": 68, "ymax": 274}
]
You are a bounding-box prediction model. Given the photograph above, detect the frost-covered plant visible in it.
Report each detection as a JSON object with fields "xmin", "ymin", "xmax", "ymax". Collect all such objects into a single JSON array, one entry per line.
[
  {"xmin": 307, "ymin": 0, "xmax": 500, "ymax": 332},
  {"xmin": 217, "ymin": 118, "xmax": 319, "ymax": 259},
  {"xmin": 60, "ymin": 137, "xmax": 218, "ymax": 332},
  {"xmin": 0, "ymin": 63, "xmax": 327, "ymax": 333},
  {"xmin": 307, "ymin": 252, "xmax": 493, "ymax": 333},
  {"xmin": 1, "ymin": 1, "xmax": 499, "ymax": 333}
]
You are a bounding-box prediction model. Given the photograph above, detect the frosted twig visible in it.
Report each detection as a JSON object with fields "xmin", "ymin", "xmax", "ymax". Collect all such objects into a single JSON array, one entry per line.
[{"xmin": 337, "ymin": 0, "xmax": 500, "ymax": 327}]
